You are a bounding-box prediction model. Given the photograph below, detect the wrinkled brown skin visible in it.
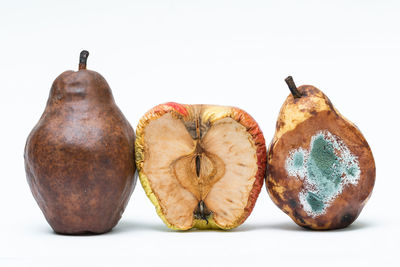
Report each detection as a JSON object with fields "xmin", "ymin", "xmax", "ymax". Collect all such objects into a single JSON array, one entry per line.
[
  {"xmin": 24, "ymin": 70, "xmax": 136, "ymax": 234},
  {"xmin": 267, "ymin": 85, "xmax": 375, "ymax": 230}
]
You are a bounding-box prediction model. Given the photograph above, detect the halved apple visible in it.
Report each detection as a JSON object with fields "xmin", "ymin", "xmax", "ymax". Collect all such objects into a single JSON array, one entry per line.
[{"xmin": 135, "ymin": 102, "xmax": 266, "ymax": 230}]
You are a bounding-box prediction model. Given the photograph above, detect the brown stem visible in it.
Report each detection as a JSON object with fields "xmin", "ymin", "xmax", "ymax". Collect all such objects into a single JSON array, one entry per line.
[
  {"xmin": 285, "ymin": 76, "xmax": 302, "ymax": 98},
  {"xmin": 79, "ymin": 50, "xmax": 89, "ymax": 70}
]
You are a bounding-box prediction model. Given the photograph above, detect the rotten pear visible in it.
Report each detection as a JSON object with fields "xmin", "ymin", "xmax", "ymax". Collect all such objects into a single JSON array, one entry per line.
[
  {"xmin": 24, "ymin": 51, "xmax": 136, "ymax": 234},
  {"xmin": 267, "ymin": 76, "xmax": 375, "ymax": 230}
]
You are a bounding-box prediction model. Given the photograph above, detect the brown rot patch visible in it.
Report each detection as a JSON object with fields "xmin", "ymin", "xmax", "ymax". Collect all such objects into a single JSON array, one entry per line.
[
  {"xmin": 340, "ymin": 213, "xmax": 355, "ymax": 225},
  {"xmin": 288, "ymin": 199, "xmax": 297, "ymax": 208},
  {"xmin": 325, "ymin": 99, "xmax": 338, "ymax": 117},
  {"xmin": 293, "ymin": 210, "xmax": 305, "ymax": 224},
  {"xmin": 277, "ymin": 120, "xmax": 286, "ymax": 129},
  {"xmin": 309, "ymin": 110, "xmax": 317, "ymax": 116}
]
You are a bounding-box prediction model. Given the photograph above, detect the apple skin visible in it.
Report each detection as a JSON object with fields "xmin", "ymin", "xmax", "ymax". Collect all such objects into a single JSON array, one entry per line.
[{"xmin": 135, "ymin": 102, "xmax": 267, "ymax": 230}]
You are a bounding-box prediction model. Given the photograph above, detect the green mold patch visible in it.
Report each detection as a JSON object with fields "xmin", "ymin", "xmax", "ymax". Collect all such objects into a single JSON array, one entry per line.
[
  {"xmin": 286, "ymin": 131, "xmax": 360, "ymax": 217},
  {"xmin": 293, "ymin": 151, "xmax": 304, "ymax": 168},
  {"xmin": 306, "ymin": 192, "xmax": 324, "ymax": 213}
]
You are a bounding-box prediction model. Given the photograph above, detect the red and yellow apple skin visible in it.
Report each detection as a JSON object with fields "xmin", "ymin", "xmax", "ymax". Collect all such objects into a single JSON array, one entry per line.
[{"xmin": 135, "ymin": 102, "xmax": 267, "ymax": 230}]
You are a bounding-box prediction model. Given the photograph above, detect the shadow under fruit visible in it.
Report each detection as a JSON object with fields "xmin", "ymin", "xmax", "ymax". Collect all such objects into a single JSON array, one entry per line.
[{"xmin": 24, "ymin": 51, "xmax": 136, "ymax": 234}]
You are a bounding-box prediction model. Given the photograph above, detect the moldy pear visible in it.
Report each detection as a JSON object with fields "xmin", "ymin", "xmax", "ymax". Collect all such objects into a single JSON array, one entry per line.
[
  {"xmin": 24, "ymin": 51, "xmax": 136, "ymax": 234},
  {"xmin": 267, "ymin": 76, "xmax": 375, "ymax": 230}
]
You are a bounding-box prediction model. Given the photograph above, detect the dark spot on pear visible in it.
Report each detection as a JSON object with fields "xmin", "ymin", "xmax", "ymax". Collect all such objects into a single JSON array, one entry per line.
[
  {"xmin": 289, "ymin": 199, "xmax": 297, "ymax": 208},
  {"xmin": 340, "ymin": 213, "xmax": 355, "ymax": 225},
  {"xmin": 293, "ymin": 210, "xmax": 305, "ymax": 224}
]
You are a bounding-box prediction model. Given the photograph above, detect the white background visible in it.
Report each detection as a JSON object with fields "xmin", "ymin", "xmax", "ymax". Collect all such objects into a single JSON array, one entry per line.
[{"xmin": 0, "ymin": 0, "xmax": 399, "ymax": 266}]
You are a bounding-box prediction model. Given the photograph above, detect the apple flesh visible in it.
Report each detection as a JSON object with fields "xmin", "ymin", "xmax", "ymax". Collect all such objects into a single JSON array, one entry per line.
[{"xmin": 135, "ymin": 103, "xmax": 266, "ymax": 230}]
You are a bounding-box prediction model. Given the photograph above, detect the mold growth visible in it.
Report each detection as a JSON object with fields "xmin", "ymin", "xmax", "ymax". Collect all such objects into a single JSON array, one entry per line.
[{"xmin": 285, "ymin": 131, "xmax": 360, "ymax": 217}]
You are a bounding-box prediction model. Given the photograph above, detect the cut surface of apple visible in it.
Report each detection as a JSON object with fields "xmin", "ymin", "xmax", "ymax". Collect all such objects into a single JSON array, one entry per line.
[{"xmin": 136, "ymin": 103, "xmax": 266, "ymax": 230}]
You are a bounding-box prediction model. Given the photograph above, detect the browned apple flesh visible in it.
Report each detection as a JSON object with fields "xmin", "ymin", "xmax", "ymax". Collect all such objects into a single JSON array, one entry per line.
[{"xmin": 142, "ymin": 108, "xmax": 259, "ymax": 229}]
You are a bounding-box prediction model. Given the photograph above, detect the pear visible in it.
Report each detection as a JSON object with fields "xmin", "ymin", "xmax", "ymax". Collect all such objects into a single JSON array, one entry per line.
[
  {"xmin": 267, "ymin": 76, "xmax": 375, "ymax": 230},
  {"xmin": 24, "ymin": 51, "xmax": 136, "ymax": 234}
]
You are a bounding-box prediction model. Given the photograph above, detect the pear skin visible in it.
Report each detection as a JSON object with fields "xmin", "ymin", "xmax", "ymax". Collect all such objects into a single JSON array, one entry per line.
[
  {"xmin": 267, "ymin": 76, "xmax": 375, "ymax": 230},
  {"xmin": 24, "ymin": 51, "xmax": 136, "ymax": 234}
]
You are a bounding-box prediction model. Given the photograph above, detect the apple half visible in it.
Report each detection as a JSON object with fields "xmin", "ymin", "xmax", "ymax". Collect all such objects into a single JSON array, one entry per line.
[{"xmin": 135, "ymin": 103, "xmax": 266, "ymax": 230}]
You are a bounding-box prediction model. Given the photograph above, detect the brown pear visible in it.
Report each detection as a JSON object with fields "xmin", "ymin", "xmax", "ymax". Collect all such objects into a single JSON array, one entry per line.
[
  {"xmin": 24, "ymin": 51, "xmax": 136, "ymax": 234},
  {"xmin": 267, "ymin": 76, "xmax": 375, "ymax": 230}
]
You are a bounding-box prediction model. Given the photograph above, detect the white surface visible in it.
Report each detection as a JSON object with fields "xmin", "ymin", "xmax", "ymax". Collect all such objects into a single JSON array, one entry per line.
[{"xmin": 0, "ymin": 0, "xmax": 398, "ymax": 266}]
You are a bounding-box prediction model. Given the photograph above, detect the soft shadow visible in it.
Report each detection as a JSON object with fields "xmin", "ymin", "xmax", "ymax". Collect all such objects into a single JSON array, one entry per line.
[
  {"xmin": 235, "ymin": 220, "xmax": 374, "ymax": 232},
  {"xmin": 35, "ymin": 220, "xmax": 173, "ymax": 236},
  {"xmin": 110, "ymin": 220, "xmax": 375, "ymax": 234},
  {"xmin": 55, "ymin": 231, "xmax": 105, "ymax": 236},
  {"xmin": 37, "ymin": 220, "xmax": 375, "ymax": 235},
  {"xmin": 112, "ymin": 221, "xmax": 243, "ymax": 234},
  {"xmin": 113, "ymin": 221, "xmax": 239, "ymax": 234},
  {"xmin": 34, "ymin": 225, "xmax": 62, "ymax": 236},
  {"xmin": 230, "ymin": 221, "xmax": 306, "ymax": 232},
  {"xmin": 330, "ymin": 221, "xmax": 374, "ymax": 232},
  {"xmin": 109, "ymin": 220, "xmax": 173, "ymax": 234},
  {"xmin": 40, "ymin": 227, "xmax": 114, "ymax": 236}
]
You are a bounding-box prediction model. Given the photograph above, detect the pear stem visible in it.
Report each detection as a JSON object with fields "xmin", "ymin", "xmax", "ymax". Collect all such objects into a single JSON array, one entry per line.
[
  {"xmin": 79, "ymin": 50, "xmax": 89, "ymax": 70},
  {"xmin": 285, "ymin": 76, "xmax": 302, "ymax": 98}
]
